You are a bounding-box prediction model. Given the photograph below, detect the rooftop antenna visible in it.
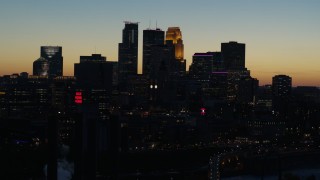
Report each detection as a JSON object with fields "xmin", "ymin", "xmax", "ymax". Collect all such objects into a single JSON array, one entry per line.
[
  {"xmin": 94, "ymin": 46, "xmax": 96, "ymax": 54},
  {"xmin": 156, "ymin": 20, "xmax": 158, "ymax": 29},
  {"xmin": 149, "ymin": 19, "xmax": 151, "ymax": 29}
]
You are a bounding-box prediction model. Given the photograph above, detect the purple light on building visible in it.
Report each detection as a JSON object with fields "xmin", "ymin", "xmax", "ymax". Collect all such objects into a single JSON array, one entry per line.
[
  {"xmin": 212, "ymin": 72, "xmax": 228, "ymax": 74},
  {"xmin": 193, "ymin": 53, "xmax": 213, "ymax": 57}
]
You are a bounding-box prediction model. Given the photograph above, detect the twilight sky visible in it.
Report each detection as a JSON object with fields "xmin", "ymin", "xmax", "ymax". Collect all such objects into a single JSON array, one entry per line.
[{"xmin": 0, "ymin": 0, "xmax": 319, "ymax": 86}]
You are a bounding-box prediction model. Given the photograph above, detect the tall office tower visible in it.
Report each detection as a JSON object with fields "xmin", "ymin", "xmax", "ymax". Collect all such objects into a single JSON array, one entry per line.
[
  {"xmin": 74, "ymin": 54, "xmax": 115, "ymax": 179},
  {"xmin": 272, "ymin": 75, "xmax": 292, "ymax": 114},
  {"xmin": 148, "ymin": 41, "xmax": 175, "ymax": 79},
  {"xmin": 221, "ymin": 41, "xmax": 245, "ymax": 71},
  {"xmin": 33, "ymin": 57, "xmax": 49, "ymax": 76},
  {"xmin": 74, "ymin": 54, "xmax": 114, "ymax": 120},
  {"xmin": 272, "ymin": 75, "xmax": 292, "ymax": 98},
  {"xmin": 165, "ymin": 27, "xmax": 184, "ymax": 60},
  {"xmin": 118, "ymin": 22, "xmax": 139, "ymax": 83},
  {"xmin": 41, "ymin": 46, "xmax": 63, "ymax": 77},
  {"xmin": 74, "ymin": 54, "xmax": 114, "ymax": 93},
  {"xmin": 52, "ymin": 76, "xmax": 77, "ymax": 145},
  {"xmin": 143, "ymin": 28, "xmax": 165, "ymax": 76},
  {"xmin": 165, "ymin": 27, "xmax": 186, "ymax": 76}
]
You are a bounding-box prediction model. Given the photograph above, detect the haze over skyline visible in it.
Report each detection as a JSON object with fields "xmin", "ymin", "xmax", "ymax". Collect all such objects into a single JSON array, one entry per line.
[{"xmin": 1, "ymin": 0, "xmax": 319, "ymax": 86}]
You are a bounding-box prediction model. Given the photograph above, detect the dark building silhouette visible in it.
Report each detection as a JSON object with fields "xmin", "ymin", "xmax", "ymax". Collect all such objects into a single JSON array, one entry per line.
[
  {"xmin": 237, "ymin": 76, "xmax": 259, "ymax": 103},
  {"xmin": 74, "ymin": 54, "xmax": 115, "ymax": 122},
  {"xmin": 188, "ymin": 52, "xmax": 226, "ymax": 105},
  {"xmin": 272, "ymin": 75, "xmax": 292, "ymax": 98},
  {"xmin": 220, "ymin": 41, "xmax": 258, "ymax": 102},
  {"xmin": 143, "ymin": 28, "xmax": 165, "ymax": 77},
  {"xmin": 74, "ymin": 54, "xmax": 117, "ymax": 179},
  {"xmin": 147, "ymin": 41, "xmax": 175, "ymax": 80},
  {"xmin": 74, "ymin": 54, "xmax": 113, "ymax": 92},
  {"xmin": 256, "ymin": 84, "xmax": 273, "ymax": 111},
  {"xmin": 118, "ymin": 22, "xmax": 138, "ymax": 83},
  {"xmin": 47, "ymin": 110, "xmax": 58, "ymax": 180},
  {"xmin": 20, "ymin": 72, "xmax": 29, "ymax": 78},
  {"xmin": 41, "ymin": 46, "xmax": 63, "ymax": 77},
  {"xmin": 0, "ymin": 74, "xmax": 51, "ymax": 120},
  {"xmin": 52, "ymin": 76, "xmax": 77, "ymax": 145},
  {"xmin": 272, "ymin": 74, "xmax": 292, "ymax": 113},
  {"xmin": 209, "ymin": 72, "xmax": 229, "ymax": 101},
  {"xmin": 221, "ymin": 41, "xmax": 245, "ymax": 71},
  {"xmin": 33, "ymin": 57, "xmax": 49, "ymax": 76},
  {"xmin": 189, "ymin": 52, "xmax": 215, "ymax": 79},
  {"xmin": 293, "ymin": 86, "xmax": 320, "ymax": 103},
  {"xmin": 74, "ymin": 105, "xmax": 99, "ymax": 180}
]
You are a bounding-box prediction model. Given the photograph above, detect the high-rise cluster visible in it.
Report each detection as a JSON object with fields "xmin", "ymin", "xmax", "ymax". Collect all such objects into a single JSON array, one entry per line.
[{"xmin": 189, "ymin": 41, "xmax": 257, "ymax": 102}]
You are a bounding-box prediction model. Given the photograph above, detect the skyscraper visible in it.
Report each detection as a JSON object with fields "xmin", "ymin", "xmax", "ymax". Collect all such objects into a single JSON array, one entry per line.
[
  {"xmin": 74, "ymin": 54, "xmax": 113, "ymax": 92},
  {"xmin": 189, "ymin": 52, "xmax": 215, "ymax": 79},
  {"xmin": 41, "ymin": 46, "xmax": 63, "ymax": 77},
  {"xmin": 221, "ymin": 41, "xmax": 245, "ymax": 71},
  {"xmin": 118, "ymin": 22, "xmax": 139, "ymax": 83},
  {"xmin": 272, "ymin": 74, "xmax": 292, "ymax": 113},
  {"xmin": 33, "ymin": 57, "xmax": 49, "ymax": 76},
  {"xmin": 143, "ymin": 28, "xmax": 165, "ymax": 76},
  {"xmin": 74, "ymin": 54, "xmax": 117, "ymax": 179},
  {"xmin": 147, "ymin": 41, "xmax": 175, "ymax": 80},
  {"xmin": 165, "ymin": 27, "xmax": 186, "ymax": 76},
  {"xmin": 272, "ymin": 75, "xmax": 292, "ymax": 98},
  {"xmin": 165, "ymin": 27, "xmax": 184, "ymax": 60}
]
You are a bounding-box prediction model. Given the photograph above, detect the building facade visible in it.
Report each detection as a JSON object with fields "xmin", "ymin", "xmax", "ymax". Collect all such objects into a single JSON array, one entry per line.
[
  {"xmin": 33, "ymin": 57, "xmax": 49, "ymax": 76},
  {"xmin": 118, "ymin": 22, "xmax": 139, "ymax": 83},
  {"xmin": 41, "ymin": 46, "xmax": 63, "ymax": 77},
  {"xmin": 165, "ymin": 27, "xmax": 186, "ymax": 76},
  {"xmin": 143, "ymin": 28, "xmax": 165, "ymax": 77},
  {"xmin": 221, "ymin": 41, "xmax": 245, "ymax": 71}
]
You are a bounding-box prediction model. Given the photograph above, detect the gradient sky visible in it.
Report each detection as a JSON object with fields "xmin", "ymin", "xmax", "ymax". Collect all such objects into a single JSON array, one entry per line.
[{"xmin": 1, "ymin": 0, "xmax": 319, "ymax": 86}]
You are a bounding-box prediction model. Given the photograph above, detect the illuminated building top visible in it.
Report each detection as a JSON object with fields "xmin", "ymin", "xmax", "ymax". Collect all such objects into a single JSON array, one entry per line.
[
  {"xmin": 165, "ymin": 27, "xmax": 182, "ymax": 44},
  {"xmin": 165, "ymin": 27, "xmax": 184, "ymax": 60}
]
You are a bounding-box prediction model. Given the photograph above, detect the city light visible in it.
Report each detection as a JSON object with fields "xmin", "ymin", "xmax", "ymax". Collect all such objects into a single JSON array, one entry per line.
[
  {"xmin": 200, "ymin": 107, "xmax": 206, "ymax": 116},
  {"xmin": 75, "ymin": 91, "xmax": 82, "ymax": 104}
]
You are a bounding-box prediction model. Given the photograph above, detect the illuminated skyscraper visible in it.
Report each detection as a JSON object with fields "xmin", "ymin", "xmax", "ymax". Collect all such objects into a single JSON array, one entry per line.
[
  {"xmin": 118, "ymin": 22, "xmax": 139, "ymax": 83},
  {"xmin": 143, "ymin": 28, "xmax": 165, "ymax": 76},
  {"xmin": 33, "ymin": 57, "xmax": 49, "ymax": 76},
  {"xmin": 41, "ymin": 46, "xmax": 63, "ymax": 77},
  {"xmin": 165, "ymin": 27, "xmax": 186, "ymax": 76},
  {"xmin": 165, "ymin": 27, "xmax": 184, "ymax": 60}
]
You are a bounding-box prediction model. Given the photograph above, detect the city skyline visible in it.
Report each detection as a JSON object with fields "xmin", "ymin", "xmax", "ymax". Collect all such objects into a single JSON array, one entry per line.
[
  {"xmin": 1, "ymin": 0, "xmax": 320, "ymax": 86},
  {"xmin": 1, "ymin": 2, "xmax": 320, "ymax": 179}
]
